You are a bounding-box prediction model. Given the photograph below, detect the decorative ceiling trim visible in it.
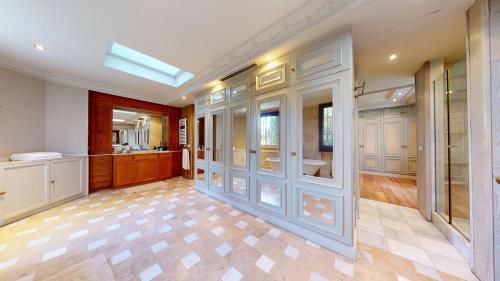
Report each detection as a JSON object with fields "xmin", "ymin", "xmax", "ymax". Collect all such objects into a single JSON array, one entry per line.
[
  {"xmin": 168, "ymin": 0, "xmax": 365, "ymax": 103},
  {"xmin": 0, "ymin": 56, "xmax": 166, "ymax": 105}
]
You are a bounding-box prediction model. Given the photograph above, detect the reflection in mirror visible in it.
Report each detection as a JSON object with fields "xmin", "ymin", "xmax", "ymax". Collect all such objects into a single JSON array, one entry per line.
[
  {"xmin": 260, "ymin": 182, "xmax": 281, "ymax": 207},
  {"xmin": 302, "ymin": 90, "xmax": 334, "ymax": 179},
  {"xmin": 196, "ymin": 168, "xmax": 205, "ymax": 182},
  {"xmin": 112, "ymin": 108, "xmax": 167, "ymax": 153},
  {"xmin": 302, "ymin": 194, "xmax": 334, "ymax": 225},
  {"xmin": 232, "ymin": 107, "xmax": 247, "ymax": 167},
  {"xmin": 196, "ymin": 116, "xmax": 205, "ymax": 160},
  {"xmin": 259, "ymin": 100, "xmax": 280, "ymax": 172},
  {"xmin": 231, "ymin": 176, "xmax": 247, "ymax": 197},
  {"xmin": 212, "ymin": 112, "xmax": 224, "ymax": 163},
  {"xmin": 212, "ymin": 171, "xmax": 223, "ymax": 189}
]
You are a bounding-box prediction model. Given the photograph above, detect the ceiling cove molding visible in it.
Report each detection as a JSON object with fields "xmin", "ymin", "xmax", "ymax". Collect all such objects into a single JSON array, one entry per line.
[
  {"xmin": 169, "ymin": 0, "xmax": 365, "ymax": 103},
  {"xmin": 0, "ymin": 56, "xmax": 166, "ymax": 105}
]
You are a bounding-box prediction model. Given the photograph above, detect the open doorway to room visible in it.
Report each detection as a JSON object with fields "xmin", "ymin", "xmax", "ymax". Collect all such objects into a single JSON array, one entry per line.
[{"xmin": 357, "ymin": 86, "xmax": 418, "ymax": 208}]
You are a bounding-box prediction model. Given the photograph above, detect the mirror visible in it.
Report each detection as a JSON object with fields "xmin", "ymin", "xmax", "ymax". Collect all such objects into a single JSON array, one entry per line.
[
  {"xmin": 258, "ymin": 99, "xmax": 281, "ymax": 172},
  {"xmin": 196, "ymin": 116, "xmax": 206, "ymax": 160},
  {"xmin": 231, "ymin": 106, "xmax": 247, "ymax": 168},
  {"xmin": 302, "ymin": 194, "xmax": 335, "ymax": 225},
  {"xmin": 301, "ymin": 89, "xmax": 334, "ymax": 179},
  {"xmin": 212, "ymin": 111, "xmax": 224, "ymax": 163},
  {"xmin": 112, "ymin": 108, "xmax": 168, "ymax": 153}
]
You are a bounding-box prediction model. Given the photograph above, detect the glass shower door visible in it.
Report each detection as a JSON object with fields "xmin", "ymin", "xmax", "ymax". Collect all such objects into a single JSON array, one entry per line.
[{"xmin": 434, "ymin": 60, "xmax": 470, "ymax": 239}]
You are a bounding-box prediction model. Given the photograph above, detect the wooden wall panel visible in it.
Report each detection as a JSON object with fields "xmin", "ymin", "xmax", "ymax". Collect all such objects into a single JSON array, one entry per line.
[{"xmin": 88, "ymin": 91, "xmax": 184, "ymax": 191}]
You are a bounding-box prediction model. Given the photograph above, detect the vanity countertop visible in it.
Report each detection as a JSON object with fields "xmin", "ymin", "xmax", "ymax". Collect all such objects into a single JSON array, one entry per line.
[{"xmin": 111, "ymin": 150, "xmax": 180, "ymax": 156}]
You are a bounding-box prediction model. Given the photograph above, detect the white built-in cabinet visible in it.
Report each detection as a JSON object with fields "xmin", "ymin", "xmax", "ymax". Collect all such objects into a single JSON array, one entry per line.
[
  {"xmin": 194, "ymin": 30, "xmax": 355, "ymax": 258},
  {"xmin": 359, "ymin": 106, "xmax": 417, "ymax": 176},
  {"xmin": 0, "ymin": 156, "xmax": 88, "ymax": 224}
]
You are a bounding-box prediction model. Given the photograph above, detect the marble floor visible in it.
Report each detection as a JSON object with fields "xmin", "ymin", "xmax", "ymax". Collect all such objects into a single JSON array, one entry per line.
[{"xmin": 0, "ymin": 177, "xmax": 477, "ymax": 281}]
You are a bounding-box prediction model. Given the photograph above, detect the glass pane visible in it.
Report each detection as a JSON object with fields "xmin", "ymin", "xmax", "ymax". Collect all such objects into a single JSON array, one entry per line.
[
  {"xmin": 302, "ymin": 194, "xmax": 335, "ymax": 225},
  {"xmin": 448, "ymin": 61, "xmax": 470, "ymax": 239},
  {"xmin": 259, "ymin": 100, "xmax": 281, "ymax": 172},
  {"xmin": 302, "ymin": 89, "xmax": 334, "ymax": 179},
  {"xmin": 196, "ymin": 168, "xmax": 205, "ymax": 182},
  {"xmin": 212, "ymin": 171, "xmax": 223, "ymax": 189},
  {"xmin": 196, "ymin": 116, "xmax": 205, "ymax": 160},
  {"xmin": 231, "ymin": 176, "xmax": 247, "ymax": 197},
  {"xmin": 231, "ymin": 107, "xmax": 247, "ymax": 167},
  {"xmin": 259, "ymin": 182, "xmax": 281, "ymax": 207},
  {"xmin": 212, "ymin": 112, "xmax": 224, "ymax": 163},
  {"xmin": 434, "ymin": 74, "xmax": 449, "ymax": 222}
]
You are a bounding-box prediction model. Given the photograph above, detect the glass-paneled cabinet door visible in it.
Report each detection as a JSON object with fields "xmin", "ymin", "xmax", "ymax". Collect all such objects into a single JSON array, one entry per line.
[
  {"xmin": 209, "ymin": 108, "xmax": 225, "ymax": 166},
  {"xmin": 296, "ymin": 81, "xmax": 341, "ymax": 188},
  {"xmin": 229, "ymin": 103, "xmax": 250, "ymax": 170},
  {"xmin": 255, "ymin": 92, "xmax": 286, "ymax": 178},
  {"xmin": 195, "ymin": 111, "xmax": 207, "ymax": 164}
]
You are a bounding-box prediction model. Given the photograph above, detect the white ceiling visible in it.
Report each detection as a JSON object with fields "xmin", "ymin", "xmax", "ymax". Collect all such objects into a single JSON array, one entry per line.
[{"xmin": 0, "ymin": 0, "xmax": 474, "ymax": 108}]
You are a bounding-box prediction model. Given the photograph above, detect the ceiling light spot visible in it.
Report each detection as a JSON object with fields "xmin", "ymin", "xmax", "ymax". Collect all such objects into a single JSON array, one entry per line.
[
  {"xmin": 397, "ymin": 92, "xmax": 402, "ymax": 96},
  {"xmin": 389, "ymin": 54, "xmax": 397, "ymax": 61},
  {"xmin": 33, "ymin": 43, "xmax": 46, "ymax": 52},
  {"xmin": 113, "ymin": 118, "xmax": 125, "ymax": 122},
  {"xmin": 266, "ymin": 54, "xmax": 272, "ymax": 61},
  {"xmin": 392, "ymin": 98, "xmax": 397, "ymax": 102},
  {"xmin": 113, "ymin": 109, "xmax": 137, "ymax": 115},
  {"xmin": 182, "ymin": 96, "xmax": 186, "ymax": 100}
]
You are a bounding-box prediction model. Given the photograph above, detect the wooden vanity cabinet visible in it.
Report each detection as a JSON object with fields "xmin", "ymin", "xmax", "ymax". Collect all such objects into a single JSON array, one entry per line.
[
  {"xmin": 134, "ymin": 154, "xmax": 159, "ymax": 183},
  {"xmin": 158, "ymin": 153, "xmax": 172, "ymax": 179},
  {"xmin": 113, "ymin": 155, "xmax": 134, "ymax": 188}
]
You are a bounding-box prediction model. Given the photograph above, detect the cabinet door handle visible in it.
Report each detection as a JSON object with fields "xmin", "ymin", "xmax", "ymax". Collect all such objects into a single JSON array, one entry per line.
[
  {"xmin": 0, "ymin": 191, "xmax": 5, "ymax": 198},
  {"xmin": 496, "ymin": 175, "xmax": 500, "ymax": 184},
  {"xmin": 250, "ymin": 150, "xmax": 256, "ymax": 154},
  {"xmin": 51, "ymin": 180, "xmax": 55, "ymax": 184},
  {"xmin": 291, "ymin": 152, "xmax": 297, "ymax": 156}
]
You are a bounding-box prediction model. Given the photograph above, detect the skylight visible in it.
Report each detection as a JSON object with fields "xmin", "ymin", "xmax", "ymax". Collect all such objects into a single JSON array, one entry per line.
[{"xmin": 104, "ymin": 43, "xmax": 193, "ymax": 88}]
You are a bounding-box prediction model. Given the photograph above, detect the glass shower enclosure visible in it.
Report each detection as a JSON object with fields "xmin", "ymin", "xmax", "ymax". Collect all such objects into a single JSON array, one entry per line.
[{"xmin": 434, "ymin": 60, "xmax": 470, "ymax": 239}]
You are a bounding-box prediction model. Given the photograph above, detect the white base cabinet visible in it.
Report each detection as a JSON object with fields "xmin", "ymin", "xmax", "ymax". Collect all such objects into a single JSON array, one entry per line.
[{"xmin": 0, "ymin": 156, "xmax": 88, "ymax": 225}]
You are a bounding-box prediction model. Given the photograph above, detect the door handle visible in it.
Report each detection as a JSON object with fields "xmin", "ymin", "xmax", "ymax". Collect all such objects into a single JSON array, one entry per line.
[
  {"xmin": 205, "ymin": 147, "xmax": 211, "ymax": 151},
  {"xmin": 291, "ymin": 152, "xmax": 297, "ymax": 156},
  {"xmin": 496, "ymin": 176, "xmax": 500, "ymax": 184},
  {"xmin": 0, "ymin": 191, "xmax": 5, "ymax": 198}
]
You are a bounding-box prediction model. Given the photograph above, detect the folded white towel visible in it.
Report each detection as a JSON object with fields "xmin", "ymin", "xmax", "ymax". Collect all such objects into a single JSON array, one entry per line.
[
  {"xmin": 10, "ymin": 152, "xmax": 62, "ymax": 161},
  {"xmin": 182, "ymin": 148, "xmax": 190, "ymax": 170}
]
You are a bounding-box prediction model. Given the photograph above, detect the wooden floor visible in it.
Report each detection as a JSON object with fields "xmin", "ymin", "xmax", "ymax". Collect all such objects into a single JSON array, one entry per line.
[{"xmin": 359, "ymin": 174, "xmax": 417, "ymax": 208}]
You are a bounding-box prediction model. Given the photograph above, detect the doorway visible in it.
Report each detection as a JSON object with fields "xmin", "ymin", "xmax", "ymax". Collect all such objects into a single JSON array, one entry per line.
[{"xmin": 357, "ymin": 90, "xmax": 418, "ymax": 208}]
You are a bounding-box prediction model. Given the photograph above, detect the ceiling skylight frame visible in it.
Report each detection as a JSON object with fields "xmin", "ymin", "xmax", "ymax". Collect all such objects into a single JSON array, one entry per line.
[{"xmin": 104, "ymin": 42, "xmax": 193, "ymax": 88}]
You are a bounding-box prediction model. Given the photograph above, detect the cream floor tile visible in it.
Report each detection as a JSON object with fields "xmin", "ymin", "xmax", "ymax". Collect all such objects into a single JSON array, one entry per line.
[{"xmin": 0, "ymin": 178, "xmax": 475, "ymax": 281}]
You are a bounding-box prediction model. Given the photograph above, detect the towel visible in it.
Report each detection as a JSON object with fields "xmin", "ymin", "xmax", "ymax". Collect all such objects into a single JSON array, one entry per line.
[{"xmin": 182, "ymin": 148, "xmax": 190, "ymax": 170}]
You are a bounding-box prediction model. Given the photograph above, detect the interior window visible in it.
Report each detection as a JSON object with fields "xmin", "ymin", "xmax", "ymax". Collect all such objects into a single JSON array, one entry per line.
[
  {"xmin": 260, "ymin": 112, "xmax": 279, "ymax": 146},
  {"xmin": 319, "ymin": 103, "xmax": 333, "ymax": 152}
]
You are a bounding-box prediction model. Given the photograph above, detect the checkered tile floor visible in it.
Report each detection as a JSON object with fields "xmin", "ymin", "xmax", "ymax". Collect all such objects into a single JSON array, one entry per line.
[{"xmin": 0, "ymin": 177, "xmax": 474, "ymax": 280}]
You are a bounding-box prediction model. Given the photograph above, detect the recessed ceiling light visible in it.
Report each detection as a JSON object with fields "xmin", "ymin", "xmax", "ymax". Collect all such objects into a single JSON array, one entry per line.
[
  {"xmin": 397, "ymin": 92, "xmax": 402, "ymax": 96},
  {"xmin": 113, "ymin": 118, "xmax": 125, "ymax": 122},
  {"xmin": 389, "ymin": 54, "xmax": 397, "ymax": 61},
  {"xmin": 182, "ymin": 96, "xmax": 186, "ymax": 100},
  {"xmin": 33, "ymin": 43, "xmax": 46, "ymax": 52},
  {"xmin": 113, "ymin": 109, "xmax": 137, "ymax": 115},
  {"xmin": 266, "ymin": 54, "xmax": 272, "ymax": 61},
  {"xmin": 392, "ymin": 98, "xmax": 397, "ymax": 102}
]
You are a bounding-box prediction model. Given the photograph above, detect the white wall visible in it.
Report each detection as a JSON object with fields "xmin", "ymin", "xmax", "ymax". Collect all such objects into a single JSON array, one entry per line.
[
  {"xmin": 45, "ymin": 82, "xmax": 88, "ymax": 154},
  {"xmin": 0, "ymin": 67, "xmax": 46, "ymax": 159},
  {"xmin": 0, "ymin": 66, "xmax": 88, "ymax": 159}
]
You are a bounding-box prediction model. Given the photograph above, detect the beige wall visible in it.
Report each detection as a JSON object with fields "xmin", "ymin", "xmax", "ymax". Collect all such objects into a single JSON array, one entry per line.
[
  {"xmin": 0, "ymin": 67, "xmax": 46, "ymax": 159},
  {"xmin": 0, "ymin": 66, "xmax": 89, "ymax": 159},
  {"xmin": 149, "ymin": 115, "xmax": 162, "ymax": 148},
  {"xmin": 45, "ymin": 82, "xmax": 88, "ymax": 154}
]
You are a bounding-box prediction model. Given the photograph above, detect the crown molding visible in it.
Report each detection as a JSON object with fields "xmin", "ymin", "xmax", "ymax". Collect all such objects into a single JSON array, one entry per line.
[
  {"xmin": 0, "ymin": 56, "xmax": 167, "ymax": 105},
  {"xmin": 166, "ymin": 0, "xmax": 364, "ymax": 104}
]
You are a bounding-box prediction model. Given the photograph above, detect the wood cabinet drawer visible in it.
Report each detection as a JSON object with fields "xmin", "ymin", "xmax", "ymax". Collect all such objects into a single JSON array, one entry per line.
[
  {"xmin": 134, "ymin": 154, "xmax": 158, "ymax": 161},
  {"xmin": 113, "ymin": 155, "xmax": 134, "ymax": 163},
  {"xmin": 158, "ymin": 153, "xmax": 172, "ymax": 159}
]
